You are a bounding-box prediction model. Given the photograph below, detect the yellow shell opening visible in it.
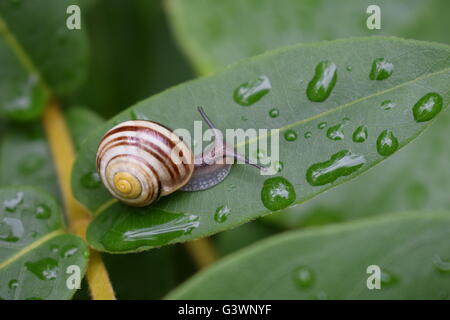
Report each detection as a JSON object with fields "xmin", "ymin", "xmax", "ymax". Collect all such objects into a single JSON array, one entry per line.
[{"xmin": 113, "ymin": 172, "xmax": 142, "ymax": 199}]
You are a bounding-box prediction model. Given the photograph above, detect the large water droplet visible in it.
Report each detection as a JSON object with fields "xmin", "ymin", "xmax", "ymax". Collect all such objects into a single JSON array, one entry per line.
[
  {"xmin": 269, "ymin": 108, "xmax": 279, "ymax": 118},
  {"xmin": 369, "ymin": 58, "xmax": 393, "ymax": 80},
  {"xmin": 18, "ymin": 155, "xmax": 44, "ymax": 174},
  {"xmin": 8, "ymin": 279, "xmax": 18, "ymax": 289},
  {"xmin": 25, "ymin": 258, "xmax": 58, "ymax": 280},
  {"xmin": 3, "ymin": 192, "xmax": 24, "ymax": 212},
  {"xmin": 432, "ymin": 255, "xmax": 450, "ymax": 273},
  {"xmin": 121, "ymin": 215, "xmax": 199, "ymax": 243},
  {"xmin": 376, "ymin": 130, "xmax": 398, "ymax": 156},
  {"xmin": 61, "ymin": 245, "xmax": 79, "ymax": 258},
  {"xmin": 261, "ymin": 177, "xmax": 296, "ymax": 211},
  {"xmin": 284, "ymin": 130, "xmax": 298, "ymax": 142},
  {"xmin": 307, "ymin": 61, "xmax": 337, "ymax": 102},
  {"xmin": 292, "ymin": 266, "xmax": 314, "ymax": 288},
  {"xmin": 35, "ymin": 204, "xmax": 51, "ymax": 219},
  {"xmin": 214, "ymin": 205, "xmax": 230, "ymax": 223},
  {"xmin": 326, "ymin": 124, "xmax": 344, "ymax": 141},
  {"xmin": 81, "ymin": 171, "xmax": 101, "ymax": 189},
  {"xmin": 234, "ymin": 75, "xmax": 271, "ymax": 106},
  {"xmin": 0, "ymin": 217, "xmax": 24, "ymax": 242},
  {"xmin": 306, "ymin": 150, "xmax": 366, "ymax": 186},
  {"xmin": 412, "ymin": 92, "xmax": 443, "ymax": 123},
  {"xmin": 352, "ymin": 125, "xmax": 368, "ymax": 143}
]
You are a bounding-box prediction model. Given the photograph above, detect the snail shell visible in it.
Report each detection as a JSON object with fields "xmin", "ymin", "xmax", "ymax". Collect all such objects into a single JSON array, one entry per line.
[{"xmin": 96, "ymin": 120, "xmax": 194, "ymax": 207}]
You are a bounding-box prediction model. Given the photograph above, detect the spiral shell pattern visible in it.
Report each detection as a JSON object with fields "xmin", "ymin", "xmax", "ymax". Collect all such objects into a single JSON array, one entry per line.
[{"xmin": 96, "ymin": 120, "xmax": 194, "ymax": 207}]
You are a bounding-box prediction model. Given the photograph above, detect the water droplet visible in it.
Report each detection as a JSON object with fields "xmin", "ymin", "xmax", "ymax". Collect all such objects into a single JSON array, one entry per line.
[
  {"xmin": 35, "ymin": 204, "xmax": 51, "ymax": 219},
  {"xmin": 17, "ymin": 155, "xmax": 44, "ymax": 174},
  {"xmin": 83, "ymin": 250, "xmax": 90, "ymax": 258},
  {"xmin": 274, "ymin": 161, "xmax": 284, "ymax": 173},
  {"xmin": 376, "ymin": 130, "xmax": 399, "ymax": 156},
  {"xmin": 306, "ymin": 150, "xmax": 366, "ymax": 186},
  {"xmin": 234, "ymin": 75, "xmax": 271, "ymax": 106},
  {"xmin": 25, "ymin": 258, "xmax": 58, "ymax": 280},
  {"xmin": 304, "ymin": 131, "xmax": 312, "ymax": 139},
  {"xmin": 292, "ymin": 266, "xmax": 314, "ymax": 288},
  {"xmin": 346, "ymin": 65, "xmax": 352, "ymax": 72},
  {"xmin": 284, "ymin": 130, "xmax": 298, "ymax": 142},
  {"xmin": 121, "ymin": 215, "xmax": 199, "ymax": 243},
  {"xmin": 380, "ymin": 100, "xmax": 396, "ymax": 110},
  {"xmin": 81, "ymin": 171, "xmax": 101, "ymax": 189},
  {"xmin": 318, "ymin": 122, "xmax": 327, "ymax": 130},
  {"xmin": 269, "ymin": 108, "xmax": 279, "ymax": 118},
  {"xmin": 130, "ymin": 110, "xmax": 149, "ymax": 121},
  {"xmin": 3, "ymin": 192, "xmax": 24, "ymax": 212},
  {"xmin": 352, "ymin": 125, "xmax": 368, "ymax": 143},
  {"xmin": 5, "ymin": 75, "xmax": 43, "ymax": 119},
  {"xmin": 307, "ymin": 60, "xmax": 337, "ymax": 102},
  {"xmin": 50, "ymin": 244, "xmax": 59, "ymax": 253},
  {"xmin": 370, "ymin": 58, "xmax": 393, "ymax": 80},
  {"xmin": 61, "ymin": 245, "xmax": 79, "ymax": 258},
  {"xmin": 0, "ymin": 217, "xmax": 24, "ymax": 242},
  {"xmin": 432, "ymin": 255, "xmax": 450, "ymax": 273},
  {"xmin": 412, "ymin": 92, "xmax": 443, "ymax": 123},
  {"xmin": 214, "ymin": 205, "xmax": 230, "ymax": 223},
  {"xmin": 8, "ymin": 279, "xmax": 18, "ymax": 289},
  {"xmin": 261, "ymin": 177, "xmax": 296, "ymax": 211},
  {"xmin": 326, "ymin": 124, "xmax": 344, "ymax": 141},
  {"xmin": 380, "ymin": 268, "xmax": 399, "ymax": 286}
]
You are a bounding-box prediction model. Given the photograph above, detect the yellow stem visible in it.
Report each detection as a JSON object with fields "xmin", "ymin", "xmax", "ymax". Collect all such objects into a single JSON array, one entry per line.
[
  {"xmin": 42, "ymin": 100, "xmax": 116, "ymax": 300},
  {"xmin": 184, "ymin": 238, "xmax": 216, "ymax": 269}
]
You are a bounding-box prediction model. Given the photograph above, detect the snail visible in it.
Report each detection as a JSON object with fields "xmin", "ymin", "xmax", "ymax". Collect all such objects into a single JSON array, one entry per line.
[{"xmin": 96, "ymin": 107, "xmax": 263, "ymax": 207}]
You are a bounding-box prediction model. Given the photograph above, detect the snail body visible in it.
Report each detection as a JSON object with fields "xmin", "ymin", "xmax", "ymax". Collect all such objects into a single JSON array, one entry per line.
[{"xmin": 96, "ymin": 107, "xmax": 261, "ymax": 207}]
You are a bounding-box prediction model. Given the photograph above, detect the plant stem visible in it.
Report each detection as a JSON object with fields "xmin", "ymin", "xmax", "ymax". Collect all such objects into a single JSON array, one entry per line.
[
  {"xmin": 42, "ymin": 100, "xmax": 116, "ymax": 300},
  {"xmin": 184, "ymin": 238, "xmax": 217, "ymax": 269}
]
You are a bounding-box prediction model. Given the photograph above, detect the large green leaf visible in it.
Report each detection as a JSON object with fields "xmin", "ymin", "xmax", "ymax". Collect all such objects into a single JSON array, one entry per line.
[
  {"xmin": 266, "ymin": 110, "xmax": 450, "ymax": 228},
  {"xmin": 0, "ymin": 0, "xmax": 88, "ymax": 121},
  {"xmin": 72, "ymin": 37, "xmax": 450, "ymax": 253},
  {"xmin": 167, "ymin": 0, "xmax": 450, "ymax": 75},
  {"xmin": 0, "ymin": 187, "xmax": 89, "ymax": 300},
  {"xmin": 167, "ymin": 213, "xmax": 450, "ymax": 299},
  {"xmin": 65, "ymin": 106, "xmax": 104, "ymax": 151}
]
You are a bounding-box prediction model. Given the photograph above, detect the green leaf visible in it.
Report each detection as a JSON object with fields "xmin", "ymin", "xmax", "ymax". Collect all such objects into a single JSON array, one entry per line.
[
  {"xmin": 71, "ymin": 37, "xmax": 450, "ymax": 253},
  {"xmin": 167, "ymin": 0, "xmax": 450, "ymax": 75},
  {"xmin": 266, "ymin": 108, "xmax": 450, "ymax": 228},
  {"xmin": 0, "ymin": 0, "xmax": 88, "ymax": 121},
  {"xmin": 167, "ymin": 213, "xmax": 450, "ymax": 299},
  {"xmin": 0, "ymin": 123, "xmax": 60, "ymax": 199},
  {"xmin": 0, "ymin": 187, "xmax": 89, "ymax": 300}
]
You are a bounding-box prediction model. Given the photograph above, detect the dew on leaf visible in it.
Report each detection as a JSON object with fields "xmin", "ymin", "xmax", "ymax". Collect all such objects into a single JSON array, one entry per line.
[
  {"xmin": 432, "ymin": 255, "xmax": 450, "ymax": 273},
  {"xmin": 318, "ymin": 122, "xmax": 327, "ymax": 130},
  {"xmin": 369, "ymin": 58, "xmax": 393, "ymax": 80},
  {"xmin": 412, "ymin": 93, "xmax": 443, "ymax": 123},
  {"xmin": 214, "ymin": 205, "xmax": 231, "ymax": 223},
  {"xmin": 306, "ymin": 150, "xmax": 366, "ymax": 186},
  {"xmin": 307, "ymin": 60, "xmax": 337, "ymax": 102},
  {"xmin": 292, "ymin": 266, "xmax": 314, "ymax": 288},
  {"xmin": 25, "ymin": 258, "xmax": 58, "ymax": 280},
  {"xmin": 0, "ymin": 217, "xmax": 24, "ymax": 242},
  {"xmin": 376, "ymin": 130, "xmax": 399, "ymax": 156},
  {"xmin": 261, "ymin": 177, "xmax": 296, "ymax": 211},
  {"xmin": 380, "ymin": 100, "xmax": 396, "ymax": 110},
  {"xmin": 326, "ymin": 124, "xmax": 345, "ymax": 141},
  {"xmin": 284, "ymin": 130, "xmax": 298, "ymax": 142},
  {"xmin": 61, "ymin": 245, "xmax": 79, "ymax": 258},
  {"xmin": 352, "ymin": 125, "xmax": 368, "ymax": 143},
  {"xmin": 269, "ymin": 108, "xmax": 279, "ymax": 118},
  {"xmin": 233, "ymin": 75, "xmax": 271, "ymax": 106},
  {"xmin": 304, "ymin": 131, "xmax": 312, "ymax": 139},
  {"xmin": 3, "ymin": 192, "xmax": 24, "ymax": 212},
  {"xmin": 35, "ymin": 204, "xmax": 51, "ymax": 219},
  {"xmin": 8, "ymin": 279, "xmax": 18, "ymax": 289},
  {"xmin": 80, "ymin": 171, "xmax": 101, "ymax": 189}
]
